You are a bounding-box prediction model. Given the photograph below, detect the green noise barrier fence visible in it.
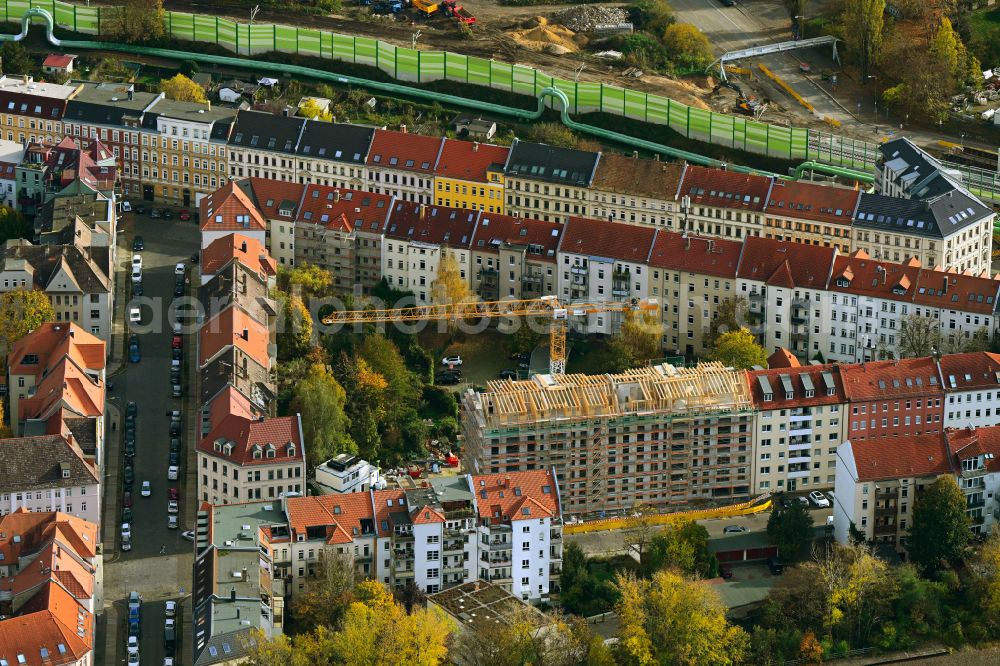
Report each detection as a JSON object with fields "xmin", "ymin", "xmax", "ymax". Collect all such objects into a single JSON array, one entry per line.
[{"xmin": 0, "ymin": 0, "xmax": 885, "ymax": 172}]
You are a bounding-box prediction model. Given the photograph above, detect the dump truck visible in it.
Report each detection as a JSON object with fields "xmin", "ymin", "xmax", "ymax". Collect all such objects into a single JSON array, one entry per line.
[
  {"xmin": 442, "ymin": 0, "xmax": 476, "ymax": 24},
  {"xmin": 413, "ymin": 0, "xmax": 438, "ymax": 14}
]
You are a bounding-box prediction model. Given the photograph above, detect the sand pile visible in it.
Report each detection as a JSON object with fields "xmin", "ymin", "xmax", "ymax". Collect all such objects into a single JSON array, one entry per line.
[{"xmin": 509, "ymin": 17, "xmax": 588, "ymax": 54}]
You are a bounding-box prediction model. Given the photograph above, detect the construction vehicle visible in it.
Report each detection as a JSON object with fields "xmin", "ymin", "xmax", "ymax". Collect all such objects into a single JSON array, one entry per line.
[
  {"xmin": 441, "ymin": 0, "xmax": 476, "ymax": 24},
  {"xmin": 321, "ymin": 295, "xmax": 659, "ymax": 375},
  {"xmin": 716, "ymin": 79, "xmax": 767, "ymax": 119},
  {"xmin": 412, "ymin": 0, "xmax": 439, "ymax": 15}
]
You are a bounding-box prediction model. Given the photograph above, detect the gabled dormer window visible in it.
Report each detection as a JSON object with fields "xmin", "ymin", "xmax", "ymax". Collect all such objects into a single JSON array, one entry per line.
[{"xmin": 287, "ymin": 443, "xmax": 296, "ymax": 457}]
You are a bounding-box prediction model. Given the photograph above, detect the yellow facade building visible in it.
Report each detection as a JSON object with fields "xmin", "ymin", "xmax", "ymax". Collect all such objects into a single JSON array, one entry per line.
[{"xmin": 433, "ymin": 138, "xmax": 508, "ymax": 214}]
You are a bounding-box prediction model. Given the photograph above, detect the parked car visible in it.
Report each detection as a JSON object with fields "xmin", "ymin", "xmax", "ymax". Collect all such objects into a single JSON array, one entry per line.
[
  {"xmin": 162, "ymin": 209, "xmax": 173, "ymax": 219},
  {"xmin": 169, "ymin": 420, "xmax": 181, "ymax": 437},
  {"xmin": 190, "ymin": 251, "xmax": 199, "ymax": 264},
  {"xmin": 441, "ymin": 355, "xmax": 463, "ymax": 367},
  {"xmin": 181, "ymin": 530, "xmax": 195, "ymax": 542},
  {"xmin": 132, "ymin": 236, "xmax": 144, "ymax": 251},
  {"xmin": 121, "ymin": 522, "xmax": 131, "ymax": 539},
  {"xmin": 127, "ymin": 636, "xmax": 139, "ymax": 656},
  {"xmin": 131, "ymin": 254, "xmax": 142, "ymax": 271},
  {"xmin": 167, "ymin": 515, "xmax": 178, "ymax": 529},
  {"xmin": 121, "ymin": 201, "xmax": 132, "ymax": 213},
  {"xmin": 172, "ymin": 384, "xmax": 182, "ymax": 398},
  {"xmin": 129, "ymin": 307, "xmax": 142, "ymax": 325},
  {"xmin": 723, "ymin": 525, "xmax": 747, "ymax": 534},
  {"xmin": 171, "ymin": 347, "xmax": 182, "ymax": 361},
  {"xmin": 121, "ymin": 534, "xmax": 132, "ymax": 551},
  {"xmin": 127, "ymin": 651, "xmax": 139, "ymax": 666},
  {"xmin": 124, "ymin": 440, "xmax": 136, "ymax": 456},
  {"xmin": 135, "ymin": 205, "xmax": 146, "ymax": 215},
  {"xmin": 132, "ymin": 281, "xmax": 143, "ymax": 297},
  {"xmin": 178, "ymin": 209, "xmax": 191, "ymax": 221},
  {"xmin": 168, "ymin": 487, "xmax": 179, "ymax": 501},
  {"xmin": 168, "ymin": 465, "xmax": 179, "ymax": 481},
  {"xmin": 436, "ymin": 372, "xmax": 461, "ymax": 386},
  {"xmin": 797, "ymin": 496, "xmax": 810, "ymax": 507},
  {"xmin": 169, "ymin": 438, "xmax": 181, "ymax": 454},
  {"xmin": 499, "ymin": 369, "xmax": 517, "ymax": 380},
  {"xmin": 168, "ymin": 499, "xmax": 178, "ymax": 514},
  {"xmin": 174, "ymin": 262, "xmax": 185, "ymax": 275},
  {"xmin": 808, "ymin": 490, "xmax": 831, "ymax": 508},
  {"xmin": 123, "ymin": 465, "xmax": 134, "ymax": 486},
  {"xmin": 127, "ymin": 618, "xmax": 140, "ymax": 639},
  {"xmin": 122, "ymin": 507, "xmax": 133, "ymax": 523},
  {"xmin": 128, "ymin": 335, "xmax": 141, "ymax": 363},
  {"xmin": 719, "ymin": 565, "xmax": 734, "ymax": 579},
  {"xmin": 140, "ymin": 481, "xmax": 151, "ymax": 497},
  {"xmin": 165, "ymin": 600, "xmax": 176, "ymax": 618},
  {"xmin": 149, "ymin": 208, "xmax": 161, "ymax": 219},
  {"xmin": 126, "ymin": 401, "xmax": 137, "ymax": 418},
  {"xmin": 767, "ymin": 557, "xmax": 785, "ymax": 575},
  {"xmin": 172, "ymin": 334, "xmax": 183, "ymax": 349},
  {"xmin": 123, "ymin": 491, "xmax": 133, "ymax": 507},
  {"xmin": 168, "ymin": 451, "xmax": 180, "ymax": 466}
]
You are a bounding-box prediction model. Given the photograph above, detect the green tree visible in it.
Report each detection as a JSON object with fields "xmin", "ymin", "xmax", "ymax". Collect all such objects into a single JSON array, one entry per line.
[
  {"xmin": 908, "ymin": 475, "xmax": 971, "ymax": 574},
  {"xmin": 160, "ymin": 73, "xmax": 207, "ymax": 103},
  {"xmin": 971, "ymin": 535, "xmax": 1000, "ymax": 634},
  {"xmin": 276, "ymin": 293, "xmax": 313, "ymax": 361},
  {"xmin": 897, "ymin": 313, "xmax": 941, "ymax": 358},
  {"xmin": 609, "ymin": 310, "xmax": 662, "ymax": 371},
  {"xmin": 508, "ymin": 317, "xmax": 544, "ymax": 359},
  {"xmin": 0, "ymin": 41, "xmax": 32, "ymax": 76},
  {"xmin": 521, "ymin": 122, "xmax": 578, "ymax": 149},
  {"xmin": 280, "ymin": 263, "xmax": 333, "ymax": 298},
  {"xmin": 290, "ymin": 551, "xmax": 356, "ymax": 633},
  {"xmin": 107, "ymin": 0, "xmax": 165, "ymax": 44},
  {"xmin": 643, "ymin": 517, "xmax": 717, "ymax": 578},
  {"xmin": 662, "ymin": 24, "xmax": 714, "ymax": 68},
  {"xmin": 631, "ymin": 0, "xmax": 676, "ymax": 34},
  {"xmin": 289, "ymin": 363, "xmax": 355, "ymax": 465},
  {"xmin": 709, "ymin": 296, "xmax": 748, "ymax": 344},
  {"xmin": 0, "ymin": 207, "xmax": 31, "ymax": 245},
  {"xmin": 767, "ymin": 500, "xmax": 814, "ymax": 561},
  {"xmin": 840, "ymin": 0, "xmax": 885, "ymax": 78},
  {"xmin": 930, "ymin": 16, "xmax": 961, "ymax": 81},
  {"xmin": 0, "ymin": 289, "xmax": 54, "ymax": 356},
  {"xmin": 711, "ymin": 327, "xmax": 767, "ymax": 369}
]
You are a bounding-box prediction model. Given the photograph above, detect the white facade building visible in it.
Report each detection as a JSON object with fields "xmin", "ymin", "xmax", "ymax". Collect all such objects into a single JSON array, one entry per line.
[{"xmin": 314, "ymin": 454, "xmax": 382, "ymax": 495}]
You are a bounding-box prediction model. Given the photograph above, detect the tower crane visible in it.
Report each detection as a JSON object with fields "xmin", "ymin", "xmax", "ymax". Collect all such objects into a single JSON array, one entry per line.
[{"xmin": 321, "ymin": 295, "xmax": 659, "ymax": 375}]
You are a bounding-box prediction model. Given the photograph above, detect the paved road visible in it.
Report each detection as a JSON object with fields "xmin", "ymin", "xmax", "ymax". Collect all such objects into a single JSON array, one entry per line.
[{"xmin": 104, "ymin": 209, "xmax": 200, "ymax": 665}]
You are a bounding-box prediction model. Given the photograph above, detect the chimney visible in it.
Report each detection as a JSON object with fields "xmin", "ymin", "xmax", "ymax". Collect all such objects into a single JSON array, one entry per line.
[
  {"xmin": 242, "ymin": 567, "xmax": 248, "ymax": 580},
  {"xmin": 684, "ymin": 234, "xmax": 690, "ymax": 250},
  {"xmin": 706, "ymin": 239, "xmax": 714, "ymax": 254},
  {"xmin": 236, "ymin": 608, "xmax": 241, "ymax": 619},
  {"xmin": 654, "ymin": 154, "xmax": 660, "ymax": 161},
  {"xmin": 333, "ymin": 189, "xmax": 341, "ymax": 202},
  {"xmin": 240, "ymin": 240, "xmax": 247, "ymax": 253},
  {"xmin": 400, "ymin": 124, "xmax": 407, "ymax": 134},
  {"xmin": 473, "ymin": 142, "xmax": 479, "ymax": 153},
  {"xmin": 127, "ymin": 90, "xmax": 133, "ymax": 101},
  {"xmin": 419, "ymin": 204, "xmax": 426, "ymax": 220},
  {"xmin": 242, "ymin": 328, "xmax": 249, "ymax": 340},
  {"xmin": 632, "ymin": 150, "xmax": 638, "ymax": 159},
  {"xmin": 230, "ymin": 586, "xmax": 236, "ymax": 601}
]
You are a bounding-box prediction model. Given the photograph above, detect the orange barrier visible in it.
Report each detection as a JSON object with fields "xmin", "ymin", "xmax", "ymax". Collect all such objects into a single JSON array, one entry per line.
[
  {"xmin": 758, "ymin": 64, "xmax": 815, "ymax": 114},
  {"xmin": 564, "ymin": 495, "xmax": 773, "ymax": 534}
]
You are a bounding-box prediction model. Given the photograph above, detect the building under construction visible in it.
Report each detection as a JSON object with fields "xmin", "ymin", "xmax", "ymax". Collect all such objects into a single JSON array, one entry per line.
[{"xmin": 461, "ymin": 362, "xmax": 754, "ymax": 517}]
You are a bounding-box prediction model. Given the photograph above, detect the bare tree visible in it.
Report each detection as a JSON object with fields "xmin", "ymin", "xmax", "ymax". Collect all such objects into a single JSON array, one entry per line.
[
  {"xmin": 623, "ymin": 503, "xmax": 658, "ymax": 561},
  {"xmin": 898, "ymin": 314, "xmax": 941, "ymax": 358}
]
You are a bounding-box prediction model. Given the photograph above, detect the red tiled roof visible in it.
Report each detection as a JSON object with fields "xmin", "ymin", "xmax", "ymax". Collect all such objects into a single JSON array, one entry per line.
[
  {"xmin": 0, "ymin": 161, "xmax": 18, "ymax": 180},
  {"xmin": 19, "ymin": 359, "xmax": 103, "ymax": 423},
  {"xmin": 367, "ymin": 130, "xmax": 443, "ymax": 174},
  {"xmin": 678, "ymin": 165, "xmax": 772, "ymax": 211},
  {"xmin": 197, "ymin": 413, "xmax": 303, "ymax": 467},
  {"xmin": 285, "ymin": 492, "xmax": 380, "ymax": 542},
  {"xmin": 765, "ymin": 179, "xmax": 860, "ymax": 225},
  {"xmin": 200, "ymin": 233, "xmax": 277, "ymax": 281},
  {"xmin": 560, "ymin": 216, "xmax": 656, "ymax": 263},
  {"xmin": 435, "ymin": 138, "xmax": 509, "ymax": 183},
  {"xmin": 247, "ymin": 177, "xmax": 305, "ymax": 220},
  {"xmin": 912, "ymin": 268, "xmax": 1000, "ymax": 315},
  {"xmin": 199, "ymin": 181, "xmax": 267, "ymax": 232},
  {"xmin": 850, "ymin": 433, "xmax": 953, "ymax": 482},
  {"xmin": 747, "ymin": 364, "xmax": 846, "ymax": 408},
  {"xmin": 8, "ymin": 322, "xmax": 105, "ymax": 376},
  {"xmin": 767, "ymin": 348, "xmax": 800, "ymax": 368},
  {"xmin": 839, "ymin": 358, "xmax": 943, "ymax": 401},
  {"xmin": 937, "ymin": 352, "xmax": 1000, "ymax": 391},
  {"xmin": 205, "ymin": 386, "xmax": 258, "ymax": 432},
  {"xmin": 470, "ymin": 470, "xmax": 560, "ymax": 523},
  {"xmin": 198, "ymin": 305, "xmax": 271, "ymax": 368},
  {"xmin": 412, "ymin": 506, "xmax": 446, "ymax": 524},
  {"xmin": 647, "ymin": 230, "xmax": 741, "ymax": 277},
  {"xmin": 0, "ymin": 606, "xmax": 91, "ymax": 666},
  {"xmin": 829, "ymin": 253, "xmax": 920, "ymax": 304},
  {"xmin": 946, "ymin": 425, "xmax": 1000, "ymax": 472},
  {"xmin": 385, "ymin": 201, "xmax": 478, "ymax": 248},
  {"xmin": 297, "ymin": 184, "xmax": 394, "ymax": 235},
  {"xmin": 42, "ymin": 54, "xmax": 75, "ymax": 69},
  {"xmin": 372, "ymin": 489, "xmax": 409, "ymax": 537},
  {"xmin": 736, "ymin": 236, "xmax": 836, "ymax": 289},
  {"xmin": 472, "ymin": 213, "xmax": 563, "ymax": 262}
]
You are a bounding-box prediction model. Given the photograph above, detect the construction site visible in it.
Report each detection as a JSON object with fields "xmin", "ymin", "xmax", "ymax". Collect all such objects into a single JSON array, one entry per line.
[{"xmin": 460, "ymin": 362, "xmax": 754, "ymax": 519}]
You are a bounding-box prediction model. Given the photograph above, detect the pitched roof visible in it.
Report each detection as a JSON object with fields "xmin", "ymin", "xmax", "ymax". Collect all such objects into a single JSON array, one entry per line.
[
  {"xmin": 765, "ymin": 179, "xmax": 860, "ymax": 225},
  {"xmin": 735, "ymin": 236, "xmax": 836, "ymax": 288},
  {"xmin": 560, "ymin": 216, "xmax": 656, "ymax": 263},
  {"xmin": 647, "ymin": 230, "xmax": 741, "ymax": 277},
  {"xmin": 199, "ymin": 233, "xmax": 276, "ymax": 281},
  {"xmin": 849, "ymin": 433, "xmax": 953, "ymax": 481},
  {"xmin": 246, "ymin": 177, "xmax": 305, "ymax": 221},
  {"xmin": 19, "ymin": 358, "xmax": 104, "ymax": 423},
  {"xmin": 946, "ymin": 425, "xmax": 1000, "ymax": 471},
  {"xmin": 766, "ymin": 348, "xmax": 800, "ymax": 368},
  {"xmin": 297, "ymin": 184, "xmax": 393, "ymax": 235},
  {"xmin": 504, "ymin": 139, "xmax": 600, "ymax": 187},
  {"xmin": 284, "ymin": 492, "xmax": 381, "ymax": 542},
  {"xmin": 199, "ymin": 181, "xmax": 267, "ymax": 233},
  {"xmin": 8, "ymin": 322, "xmax": 105, "ymax": 376},
  {"xmin": 384, "ymin": 202, "xmax": 478, "ymax": 248},
  {"xmin": 470, "ymin": 469, "xmax": 561, "ymax": 523},
  {"xmin": 472, "ymin": 213, "xmax": 563, "ymax": 262},
  {"xmin": 434, "ymin": 138, "xmax": 509, "ymax": 184},
  {"xmin": 197, "ymin": 413, "xmax": 303, "ymax": 467},
  {"xmin": 591, "ymin": 154, "xmax": 683, "ymax": 200},
  {"xmin": 912, "ymin": 268, "xmax": 1000, "ymax": 315},
  {"xmin": 678, "ymin": 165, "xmax": 772, "ymax": 211},
  {"xmin": 937, "ymin": 352, "xmax": 1000, "ymax": 392},
  {"xmin": 1, "ymin": 241, "xmax": 111, "ymax": 295},
  {"xmin": 366, "ymin": 130, "xmax": 443, "ymax": 174},
  {"xmin": 198, "ymin": 304, "xmax": 271, "ymax": 368},
  {"xmin": 296, "ymin": 121, "xmax": 374, "ymax": 164},
  {"xmin": 747, "ymin": 364, "xmax": 846, "ymax": 409},
  {"xmin": 0, "ymin": 435, "xmax": 97, "ymax": 492},
  {"xmin": 839, "ymin": 358, "xmax": 943, "ymax": 401},
  {"xmin": 854, "ymin": 190, "xmax": 992, "ymax": 239},
  {"xmin": 0, "ymin": 605, "xmax": 91, "ymax": 666},
  {"xmin": 42, "ymin": 54, "xmax": 76, "ymax": 69},
  {"xmin": 829, "ymin": 253, "xmax": 921, "ymax": 304},
  {"xmin": 227, "ymin": 111, "xmax": 305, "ymax": 154}
]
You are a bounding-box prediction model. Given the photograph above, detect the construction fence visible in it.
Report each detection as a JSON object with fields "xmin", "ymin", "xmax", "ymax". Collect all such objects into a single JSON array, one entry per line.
[{"xmin": 563, "ymin": 495, "xmax": 773, "ymax": 535}]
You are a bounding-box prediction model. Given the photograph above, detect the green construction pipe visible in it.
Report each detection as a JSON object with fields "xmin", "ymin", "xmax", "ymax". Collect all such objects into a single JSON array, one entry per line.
[{"xmin": 3, "ymin": 7, "xmax": 873, "ymax": 186}]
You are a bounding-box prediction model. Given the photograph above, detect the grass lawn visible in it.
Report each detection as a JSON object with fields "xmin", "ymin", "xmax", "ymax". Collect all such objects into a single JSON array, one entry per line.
[{"xmin": 967, "ymin": 8, "xmax": 1000, "ymax": 70}]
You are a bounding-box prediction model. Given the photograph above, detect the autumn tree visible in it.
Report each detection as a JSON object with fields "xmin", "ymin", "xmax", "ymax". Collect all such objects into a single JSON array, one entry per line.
[
  {"xmin": 971, "ymin": 535, "xmax": 1000, "ymax": 633},
  {"xmin": 507, "ymin": 316, "xmax": 545, "ymax": 359},
  {"xmin": 431, "ymin": 252, "xmax": 472, "ymax": 307},
  {"xmin": 898, "ymin": 313, "xmax": 941, "ymax": 358},
  {"xmin": 908, "ymin": 475, "xmax": 971, "ymax": 575},
  {"xmin": 840, "ymin": 0, "xmax": 885, "ymax": 78},
  {"xmin": 107, "ymin": 0, "xmax": 165, "ymax": 44},
  {"xmin": 643, "ymin": 517, "xmax": 717, "ymax": 578},
  {"xmin": 609, "ymin": 309, "xmax": 662, "ymax": 371},
  {"xmin": 799, "ymin": 631, "xmax": 823, "ymax": 664},
  {"xmin": 289, "ymin": 363, "xmax": 355, "ymax": 465},
  {"xmin": 290, "ymin": 551, "xmax": 356, "ymax": 633},
  {"xmin": 709, "ymin": 296, "xmax": 749, "ymax": 344},
  {"xmin": 160, "ymin": 73, "xmax": 207, "ymax": 103},
  {"xmin": 711, "ymin": 327, "xmax": 767, "ymax": 369},
  {"xmin": 299, "ymin": 98, "xmax": 333, "ymax": 122},
  {"xmin": 279, "ymin": 263, "xmax": 333, "ymax": 298},
  {"xmin": 276, "ymin": 292, "xmax": 313, "ymax": 361},
  {"xmin": 767, "ymin": 497, "xmax": 815, "ymax": 561},
  {"xmin": 812, "ymin": 542, "xmax": 895, "ymax": 646},
  {"xmin": 0, "ymin": 289, "xmax": 54, "ymax": 356},
  {"xmin": 0, "ymin": 401, "xmax": 12, "ymax": 438},
  {"xmin": 614, "ymin": 569, "xmax": 748, "ymax": 665},
  {"xmin": 662, "ymin": 24, "xmax": 714, "ymax": 68}
]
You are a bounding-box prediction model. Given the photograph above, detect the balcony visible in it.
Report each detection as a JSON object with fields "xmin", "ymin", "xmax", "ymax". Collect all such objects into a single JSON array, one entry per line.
[
  {"xmin": 790, "ymin": 330, "xmax": 809, "ymax": 342},
  {"xmin": 967, "ymin": 497, "xmax": 986, "ymax": 510},
  {"xmin": 444, "ymin": 565, "xmax": 468, "ymax": 575},
  {"xmin": 487, "ymin": 541, "xmax": 512, "ymax": 551},
  {"xmin": 791, "ymin": 297, "xmax": 809, "ymax": 309},
  {"xmin": 570, "ymin": 265, "xmax": 588, "ymax": 275},
  {"xmin": 961, "ymin": 466, "xmax": 987, "ymax": 479},
  {"xmin": 789, "ymin": 427, "xmax": 812, "ymax": 438},
  {"xmin": 788, "ymin": 469, "xmax": 810, "ymax": 479},
  {"xmin": 791, "ymin": 312, "xmax": 809, "ymax": 325},
  {"xmin": 875, "ymin": 504, "xmax": 896, "ymax": 517},
  {"xmin": 749, "ymin": 291, "xmax": 765, "ymax": 303},
  {"xmin": 873, "ymin": 522, "xmax": 897, "ymax": 536}
]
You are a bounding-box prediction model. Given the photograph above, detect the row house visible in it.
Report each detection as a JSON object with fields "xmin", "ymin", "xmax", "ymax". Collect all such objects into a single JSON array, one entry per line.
[
  {"xmin": 433, "ymin": 138, "xmax": 508, "ymax": 214},
  {"xmin": 17, "ymin": 137, "xmax": 117, "ymax": 217},
  {"xmin": 946, "ymin": 426, "xmax": 1000, "ymax": 537},
  {"xmin": 839, "ymin": 357, "xmax": 945, "ymax": 440},
  {"xmin": 503, "ymin": 139, "xmax": 600, "ymax": 223},
  {"xmin": 366, "ymin": 129, "xmax": 442, "ymax": 204},
  {"xmin": 197, "ymin": 232, "xmax": 277, "ymax": 288},
  {"xmin": 763, "ymin": 179, "xmax": 858, "ymax": 252},
  {"xmin": 0, "ymin": 138, "xmax": 23, "ymax": 208},
  {"xmin": 556, "ymin": 216, "xmax": 655, "ymax": 334},
  {"xmin": 676, "ymin": 166, "xmax": 771, "ymax": 240},
  {"xmin": 0, "ymin": 510, "xmax": 99, "ymax": 666},
  {"xmin": 228, "ymin": 110, "xmax": 304, "ymax": 183},
  {"xmin": 648, "ymin": 232, "xmax": 741, "ymax": 358},
  {"xmin": 294, "ymin": 120, "xmax": 373, "ymax": 190},
  {"xmin": 938, "ymin": 352, "xmax": 1000, "ymax": 429},
  {"xmin": 382, "ymin": 202, "xmax": 477, "ymax": 305},
  {"xmin": 0, "ymin": 434, "xmax": 100, "ymax": 525},
  {"xmin": 469, "ymin": 213, "xmax": 562, "ymax": 302},
  {"xmin": 199, "ymin": 181, "xmax": 268, "ymax": 249},
  {"xmin": 587, "ymin": 153, "xmax": 683, "ymax": 228},
  {"xmin": 239, "ymin": 177, "xmax": 304, "ymax": 268},
  {"xmin": 0, "ymin": 76, "xmax": 77, "ymax": 147}
]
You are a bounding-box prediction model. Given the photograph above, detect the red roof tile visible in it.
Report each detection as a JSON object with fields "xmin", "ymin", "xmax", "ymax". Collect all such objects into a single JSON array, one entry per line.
[
  {"xmin": 197, "ymin": 413, "xmax": 303, "ymax": 467},
  {"xmin": 736, "ymin": 236, "xmax": 836, "ymax": 289},
  {"xmin": 19, "ymin": 359, "xmax": 104, "ymax": 423},
  {"xmin": 199, "ymin": 181, "xmax": 267, "ymax": 232},
  {"xmin": 560, "ymin": 216, "xmax": 657, "ymax": 263},
  {"xmin": 679, "ymin": 165, "xmax": 772, "ymax": 211},
  {"xmin": 435, "ymin": 139, "xmax": 509, "ymax": 183},
  {"xmin": 829, "ymin": 253, "xmax": 920, "ymax": 304},
  {"xmin": 938, "ymin": 352, "xmax": 1000, "ymax": 391},
  {"xmin": 8, "ymin": 322, "xmax": 105, "ymax": 376},
  {"xmin": 767, "ymin": 348, "xmax": 800, "ymax": 368},
  {"xmin": 747, "ymin": 364, "xmax": 846, "ymax": 409},
  {"xmin": 470, "ymin": 470, "xmax": 560, "ymax": 523},
  {"xmin": 385, "ymin": 201, "xmax": 478, "ymax": 248},
  {"xmin": 412, "ymin": 506, "xmax": 446, "ymax": 524},
  {"xmin": 472, "ymin": 213, "xmax": 563, "ymax": 262},
  {"xmin": 946, "ymin": 425, "xmax": 1000, "ymax": 471},
  {"xmin": 765, "ymin": 179, "xmax": 860, "ymax": 225},
  {"xmin": 297, "ymin": 184, "xmax": 394, "ymax": 235},
  {"xmin": 198, "ymin": 305, "xmax": 271, "ymax": 368},
  {"xmin": 367, "ymin": 130, "xmax": 443, "ymax": 174},
  {"xmin": 839, "ymin": 358, "xmax": 943, "ymax": 401},
  {"xmin": 285, "ymin": 492, "xmax": 381, "ymax": 542},
  {"xmin": 912, "ymin": 268, "xmax": 1000, "ymax": 315},
  {"xmin": 42, "ymin": 54, "xmax": 75, "ymax": 69},
  {"xmin": 647, "ymin": 230, "xmax": 741, "ymax": 277},
  {"xmin": 199, "ymin": 233, "xmax": 276, "ymax": 281},
  {"xmin": 850, "ymin": 433, "xmax": 953, "ymax": 482},
  {"xmin": 0, "ymin": 606, "xmax": 91, "ymax": 665},
  {"xmin": 372, "ymin": 489, "xmax": 410, "ymax": 537},
  {"xmin": 247, "ymin": 177, "xmax": 305, "ymax": 220}
]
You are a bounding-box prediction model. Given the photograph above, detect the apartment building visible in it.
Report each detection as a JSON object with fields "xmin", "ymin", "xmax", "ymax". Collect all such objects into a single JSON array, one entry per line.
[
  {"xmin": 198, "ymin": 303, "xmax": 273, "ymax": 371},
  {"xmin": 0, "ymin": 509, "xmax": 98, "ymax": 666},
  {"xmin": 366, "ymin": 129, "xmax": 442, "ymax": 204},
  {"xmin": 946, "ymin": 426, "xmax": 1000, "ymax": 537},
  {"xmin": 0, "ymin": 139, "xmax": 22, "ymax": 208},
  {"xmin": 503, "ymin": 140, "xmax": 600, "ymax": 223},
  {"xmin": 382, "ymin": 202, "xmax": 477, "ymax": 304},
  {"xmin": 0, "ymin": 434, "xmax": 100, "ymax": 524},
  {"xmin": 763, "ymin": 179, "xmax": 858, "ymax": 252},
  {"xmin": 314, "ymin": 454, "xmax": 382, "ymax": 495},
  {"xmin": 227, "ymin": 111, "xmax": 304, "ymax": 183},
  {"xmin": 0, "ymin": 75, "xmax": 78, "ymax": 146},
  {"xmin": 468, "ymin": 213, "xmax": 562, "ymax": 301},
  {"xmin": 910, "ymin": 269, "xmax": 1000, "ymax": 350},
  {"xmin": 17, "ymin": 138, "xmax": 117, "ymax": 217},
  {"xmin": 199, "ymin": 180, "xmax": 267, "ymax": 249},
  {"xmin": 294, "ymin": 121, "xmax": 373, "ymax": 189},
  {"xmin": 736, "ymin": 237, "xmax": 837, "ymax": 361},
  {"xmin": 197, "ymin": 412, "xmax": 305, "ymax": 504},
  {"xmin": 748, "ymin": 364, "xmax": 848, "ymax": 493},
  {"xmin": 939, "ymin": 352, "xmax": 1000, "ymax": 429},
  {"xmin": 556, "ymin": 216, "xmax": 655, "ymax": 334},
  {"xmin": 588, "ymin": 153, "xmax": 683, "ymax": 228},
  {"xmin": 295, "ymin": 184, "xmax": 393, "ymax": 290},
  {"xmin": 462, "ymin": 362, "xmax": 753, "ymax": 515},
  {"xmin": 141, "ymin": 98, "xmax": 234, "ymax": 205},
  {"xmin": 840, "ymin": 357, "xmax": 944, "ymax": 440},
  {"xmin": 433, "ymin": 138, "xmax": 508, "ymax": 213},
  {"xmin": 198, "ymin": 232, "xmax": 277, "ymax": 287},
  {"xmin": 647, "ymin": 231, "xmax": 741, "ymax": 358},
  {"xmin": 676, "ymin": 165, "xmax": 771, "ymax": 240},
  {"xmin": 193, "ymin": 501, "xmax": 286, "ymax": 663},
  {"xmin": 236, "ymin": 177, "xmax": 303, "ymax": 268}
]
